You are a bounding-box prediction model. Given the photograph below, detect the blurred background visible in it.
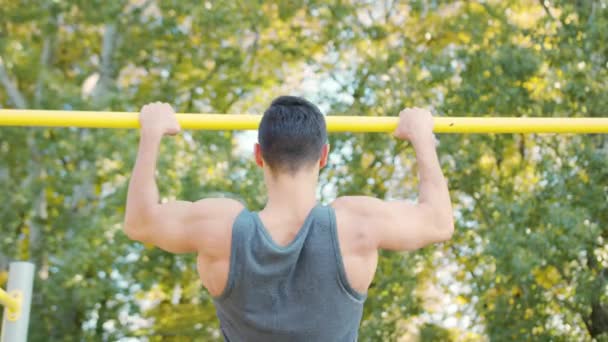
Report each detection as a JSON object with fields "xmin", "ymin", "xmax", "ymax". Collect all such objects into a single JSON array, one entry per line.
[{"xmin": 0, "ymin": 0, "xmax": 607, "ymax": 341}]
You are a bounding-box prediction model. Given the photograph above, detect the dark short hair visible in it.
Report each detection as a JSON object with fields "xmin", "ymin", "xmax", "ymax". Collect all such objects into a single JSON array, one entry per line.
[{"xmin": 258, "ymin": 96, "xmax": 327, "ymax": 173}]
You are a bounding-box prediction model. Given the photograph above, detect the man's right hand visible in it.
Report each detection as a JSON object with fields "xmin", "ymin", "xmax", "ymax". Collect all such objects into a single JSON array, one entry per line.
[
  {"xmin": 139, "ymin": 102, "xmax": 181, "ymax": 137},
  {"xmin": 393, "ymin": 107, "xmax": 434, "ymax": 143}
]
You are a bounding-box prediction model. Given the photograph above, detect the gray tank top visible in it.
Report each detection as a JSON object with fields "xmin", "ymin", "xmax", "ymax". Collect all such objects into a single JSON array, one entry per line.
[{"xmin": 212, "ymin": 204, "xmax": 367, "ymax": 341}]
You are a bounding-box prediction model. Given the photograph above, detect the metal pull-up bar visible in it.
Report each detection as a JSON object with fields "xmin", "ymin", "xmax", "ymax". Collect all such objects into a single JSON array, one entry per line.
[{"xmin": 0, "ymin": 109, "xmax": 607, "ymax": 133}]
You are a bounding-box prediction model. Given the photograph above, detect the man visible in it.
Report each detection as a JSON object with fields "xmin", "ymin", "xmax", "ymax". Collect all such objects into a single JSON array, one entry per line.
[{"xmin": 124, "ymin": 96, "xmax": 454, "ymax": 341}]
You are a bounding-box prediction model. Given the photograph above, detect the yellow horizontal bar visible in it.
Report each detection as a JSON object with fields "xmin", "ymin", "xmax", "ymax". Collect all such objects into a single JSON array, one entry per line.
[
  {"xmin": 0, "ymin": 287, "xmax": 19, "ymax": 313},
  {"xmin": 0, "ymin": 109, "xmax": 607, "ymax": 133}
]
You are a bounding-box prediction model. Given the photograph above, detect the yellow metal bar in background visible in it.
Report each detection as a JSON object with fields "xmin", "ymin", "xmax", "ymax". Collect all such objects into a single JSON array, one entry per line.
[
  {"xmin": 0, "ymin": 109, "xmax": 607, "ymax": 133},
  {"xmin": 0, "ymin": 287, "xmax": 19, "ymax": 313}
]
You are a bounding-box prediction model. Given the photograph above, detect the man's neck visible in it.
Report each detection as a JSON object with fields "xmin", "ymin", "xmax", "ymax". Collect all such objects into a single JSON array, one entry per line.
[{"xmin": 263, "ymin": 169, "xmax": 319, "ymax": 219}]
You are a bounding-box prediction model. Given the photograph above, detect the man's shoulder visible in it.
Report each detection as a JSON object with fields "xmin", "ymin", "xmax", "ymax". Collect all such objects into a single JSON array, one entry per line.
[
  {"xmin": 191, "ymin": 197, "xmax": 246, "ymax": 221},
  {"xmin": 331, "ymin": 196, "xmax": 385, "ymax": 218},
  {"xmin": 189, "ymin": 198, "xmax": 246, "ymax": 261},
  {"xmin": 330, "ymin": 196, "xmax": 379, "ymax": 252}
]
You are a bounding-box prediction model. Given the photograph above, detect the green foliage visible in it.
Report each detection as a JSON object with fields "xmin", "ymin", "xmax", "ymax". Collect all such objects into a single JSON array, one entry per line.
[
  {"xmin": 1, "ymin": 0, "xmax": 607, "ymax": 341},
  {"xmin": 419, "ymin": 323, "xmax": 454, "ymax": 342}
]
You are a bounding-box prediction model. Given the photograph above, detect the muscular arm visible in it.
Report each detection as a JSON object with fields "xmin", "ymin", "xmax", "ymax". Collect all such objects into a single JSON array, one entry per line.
[
  {"xmin": 332, "ymin": 109, "xmax": 454, "ymax": 252},
  {"xmin": 123, "ymin": 103, "xmax": 243, "ymax": 254}
]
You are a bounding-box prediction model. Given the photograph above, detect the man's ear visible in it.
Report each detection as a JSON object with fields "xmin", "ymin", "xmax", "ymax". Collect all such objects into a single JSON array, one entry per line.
[
  {"xmin": 254, "ymin": 143, "xmax": 264, "ymax": 168},
  {"xmin": 319, "ymin": 144, "xmax": 330, "ymax": 168}
]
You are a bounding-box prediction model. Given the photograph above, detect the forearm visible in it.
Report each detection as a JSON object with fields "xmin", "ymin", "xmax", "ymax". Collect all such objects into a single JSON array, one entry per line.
[
  {"xmin": 124, "ymin": 132, "xmax": 163, "ymax": 229},
  {"xmin": 411, "ymin": 137, "xmax": 453, "ymax": 229}
]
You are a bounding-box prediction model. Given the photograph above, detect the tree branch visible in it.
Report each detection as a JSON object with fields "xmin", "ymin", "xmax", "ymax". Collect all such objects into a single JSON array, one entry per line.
[
  {"xmin": 539, "ymin": 0, "xmax": 556, "ymax": 20},
  {"xmin": 384, "ymin": 0, "xmax": 397, "ymax": 23},
  {"xmin": 34, "ymin": 32, "xmax": 56, "ymax": 108},
  {"xmin": 538, "ymin": 0, "xmax": 568, "ymax": 28},
  {"xmin": 126, "ymin": 0, "xmax": 156, "ymax": 18},
  {"xmin": 91, "ymin": 22, "xmax": 119, "ymax": 103},
  {"xmin": 92, "ymin": 0, "xmax": 154, "ymax": 105},
  {"xmin": 0, "ymin": 56, "xmax": 28, "ymax": 108}
]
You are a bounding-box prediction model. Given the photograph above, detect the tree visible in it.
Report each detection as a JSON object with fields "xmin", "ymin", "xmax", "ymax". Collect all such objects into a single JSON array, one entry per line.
[{"xmin": 1, "ymin": 0, "xmax": 606, "ymax": 341}]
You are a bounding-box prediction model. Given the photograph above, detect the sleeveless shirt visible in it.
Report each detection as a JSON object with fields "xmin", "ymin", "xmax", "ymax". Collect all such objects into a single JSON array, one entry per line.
[{"xmin": 212, "ymin": 204, "xmax": 367, "ymax": 341}]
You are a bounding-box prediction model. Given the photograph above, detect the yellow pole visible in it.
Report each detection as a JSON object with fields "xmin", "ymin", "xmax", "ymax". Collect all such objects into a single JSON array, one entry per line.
[
  {"xmin": 0, "ymin": 109, "xmax": 607, "ymax": 133},
  {"xmin": 0, "ymin": 288, "xmax": 19, "ymax": 313}
]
